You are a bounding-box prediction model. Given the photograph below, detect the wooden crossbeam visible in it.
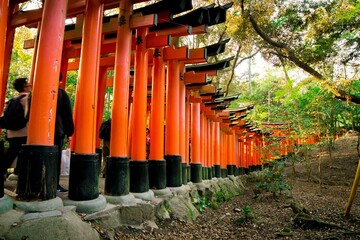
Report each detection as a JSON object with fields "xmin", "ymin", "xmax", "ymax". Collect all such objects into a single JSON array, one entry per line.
[
  {"xmin": 183, "ymin": 72, "xmax": 207, "ymax": 84},
  {"xmin": 163, "ymin": 45, "xmax": 188, "ymax": 61}
]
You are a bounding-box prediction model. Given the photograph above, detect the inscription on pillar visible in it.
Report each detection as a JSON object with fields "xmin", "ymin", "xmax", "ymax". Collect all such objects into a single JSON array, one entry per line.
[
  {"xmin": 118, "ymin": 15, "xmax": 126, "ymax": 26},
  {"xmin": 154, "ymin": 48, "xmax": 162, "ymax": 58},
  {"xmin": 136, "ymin": 36, "xmax": 143, "ymax": 45}
]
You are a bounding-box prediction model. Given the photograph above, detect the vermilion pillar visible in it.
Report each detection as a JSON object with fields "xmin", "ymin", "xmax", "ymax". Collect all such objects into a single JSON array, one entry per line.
[
  {"xmin": 165, "ymin": 59, "xmax": 182, "ymax": 187},
  {"xmin": 148, "ymin": 48, "xmax": 166, "ymax": 190},
  {"xmin": 214, "ymin": 121, "xmax": 221, "ymax": 177},
  {"xmin": 200, "ymin": 112, "xmax": 205, "ymax": 179},
  {"xmin": 68, "ymin": 0, "xmax": 103, "ymax": 201},
  {"xmin": 185, "ymin": 91, "xmax": 191, "ymax": 181},
  {"xmin": 59, "ymin": 40, "xmax": 70, "ymax": 89},
  {"xmin": 207, "ymin": 119, "xmax": 213, "ymax": 179},
  {"xmin": 17, "ymin": 0, "xmax": 67, "ymax": 200},
  {"xmin": 0, "ymin": 1, "xmax": 10, "ymax": 110},
  {"xmin": 0, "ymin": 0, "xmax": 10, "ymax": 199},
  {"xmin": 29, "ymin": 23, "xmax": 41, "ymax": 85},
  {"xmin": 179, "ymin": 67, "xmax": 187, "ymax": 184},
  {"xmin": 130, "ymin": 27, "xmax": 150, "ymax": 194},
  {"xmin": 239, "ymin": 136, "xmax": 246, "ymax": 174},
  {"xmin": 220, "ymin": 130, "xmax": 227, "ymax": 177},
  {"xmin": 95, "ymin": 67, "xmax": 107, "ymax": 170},
  {"xmin": 95, "ymin": 67, "xmax": 108, "ymax": 149},
  {"xmin": 234, "ymin": 132, "xmax": 240, "ymax": 175},
  {"xmin": 227, "ymin": 130, "xmax": 236, "ymax": 176},
  {"xmin": 105, "ymin": 0, "xmax": 132, "ymax": 197},
  {"xmin": 190, "ymin": 101, "xmax": 202, "ymax": 183}
]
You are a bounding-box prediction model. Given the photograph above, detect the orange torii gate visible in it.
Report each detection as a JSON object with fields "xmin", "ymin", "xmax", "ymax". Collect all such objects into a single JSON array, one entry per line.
[
  {"xmin": 0, "ymin": 0, "xmax": 243, "ymax": 210},
  {"xmin": 262, "ymin": 122, "xmax": 292, "ymax": 162}
]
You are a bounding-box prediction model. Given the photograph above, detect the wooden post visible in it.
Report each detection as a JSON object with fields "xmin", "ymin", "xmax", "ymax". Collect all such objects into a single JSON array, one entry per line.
[
  {"xmin": 148, "ymin": 48, "xmax": 166, "ymax": 190},
  {"xmin": 68, "ymin": 0, "xmax": 103, "ymax": 201},
  {"xmin": 17, "ymin": 0, "xmax": 67, "ymax": 200},
  {"xmin": 130, "ymin": 27, "xmax": 149, "ymax": 193},
  {"xmin": 0, "ymin": 0, "xmax": 10, "ymax": 200},
  {"xmin": 105, "ymin": 0, "xmax": 133, "ymax": 196},
  {"xmin": 179, "ymin": 65, "xmax": 187, "ymax": 184},
  {"xmin": 214, "ymin": 121, "xmax": 221, "ymax": 177},
  {"xmin": 96, "ymin": 67, "xmax": 108, "ymax": 149},
  {"xmin": 344, "ymin": 159, "xmax": 360, "ymax": 218},
  {"xmin": 190, "ymin": 101, "xmax": 202, "ymax": 183},
  {"xmin": 165, "ymin": 59, "xmax": 182, "ymax": 187}
]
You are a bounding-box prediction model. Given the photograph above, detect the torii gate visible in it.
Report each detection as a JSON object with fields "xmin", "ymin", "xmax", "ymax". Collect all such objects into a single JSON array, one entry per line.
[{"xmin": 0, "ymin": 0, "xmax": 241, "ymax": 213}]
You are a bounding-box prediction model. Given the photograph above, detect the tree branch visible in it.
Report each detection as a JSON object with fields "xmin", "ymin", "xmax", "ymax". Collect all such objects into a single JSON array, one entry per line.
[
  {"xmin": 248, "ymin": 14, "xmax": 360, "ymax": 105},
  {"xmin": 224, "ymin": 48, "xmax": 260, "ymax": 96}
]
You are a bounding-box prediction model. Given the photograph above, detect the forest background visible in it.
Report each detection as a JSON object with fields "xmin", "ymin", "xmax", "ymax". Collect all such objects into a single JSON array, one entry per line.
[{"xmin": 4, "ymin": 0, "xmax": 360, "ymax": 154}]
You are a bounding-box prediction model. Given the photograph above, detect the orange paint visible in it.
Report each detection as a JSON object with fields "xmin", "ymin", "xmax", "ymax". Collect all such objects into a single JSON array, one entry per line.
[
  {"xmin": 96, "ymin": 67, "xmax": 108, "ymax": 148},
  {"xmin": 27, "ymin": 0, "xmax": 67, "ymax": 145},
  {"xmin": 179, "ymin": 66, "xmax": 186, "ymax": 162},
  {"xmin": 73, "ymin": 0, "xmax": 103, "ymax": 153},
  {"xmin": 149, "ymin": 48, "xmax": 165, "ymax": 160},
  {"xmin": 165, "ymin": 60, "xmax": 180, "ymax": 155},
  {"xmin": 185, "ymin": 91, "xmax": 190, "ymax": 164},
  {"xmin": 110, "ymin": 0, "xmax": 132, "ymax": 157},
  {"xmin": 200, "ymin": 112, "xmax": 205, "ymax": 166},
  {"xmin": 131, "ymin": 27, "xmax": 148, "ymax": 161},
  {"xmin": 0, "ymin": 0, "xmax": 10, "ymax": 116},
  {"xmin": 191, "ymin": 102, "xmax": 201, "ymax": 164},
  {"xmin": 214, "ymin": 122, "xmax": 220, "ymax": 165}
]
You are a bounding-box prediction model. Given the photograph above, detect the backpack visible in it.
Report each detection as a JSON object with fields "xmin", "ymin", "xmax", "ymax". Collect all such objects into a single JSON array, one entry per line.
[
  {"xmin": 0, "ymin": 94, "xmax": 28, "ymax": 130},
  {"xmin": 99, "ymin": 119, "xmax": 111, "ymax": 141}
]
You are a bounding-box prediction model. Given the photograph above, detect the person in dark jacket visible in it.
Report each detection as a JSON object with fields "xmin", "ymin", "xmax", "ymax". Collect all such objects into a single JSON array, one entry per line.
[
  {"xmin": 2, "ymin": 78, "xmax": 32, "ymax": 179},
  {"xmin": 99, "ymin": 118, "xmax": 111, "ymax": 177},
  {"xmin": 55, "ymin": 73, "xmax": 74, "ymax": 192}
]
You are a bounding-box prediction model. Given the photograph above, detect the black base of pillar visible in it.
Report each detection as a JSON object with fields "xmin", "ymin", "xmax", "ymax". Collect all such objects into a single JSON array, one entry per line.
[
  {"xmin": 221, "ymin": 168, "xmax": 227, "ymax": 178},
  {"xmin": 69, "ymin": 153, "xmax": 99, "ymax": 201},
  {"xmin": 250, "ymin": 165, "xmax": 259, "ymax": 172},
  {"xmin": 202, "ymin": 167, "xmax": 208, "ymax": 180},
  {"xmin": 211, "ymin": 166, "xmax": 215, "ymax": 178},
  {"xmin": 214, "ymin": 164, "xmax": 221, "ymax": 178},
  {"xmin": 208, "ymin": 167, "xmax": 212, "ymax": 179},
  {"xmin": 130, "ymin": 160, "xmax": 149, "ymax": 193},
  {"xmin": 148, "ymin": 160, "xmax": 166, "ymax": 190},
  {"xmin": 17, "ymin": 145, "xmax": 58, "ymax": 200},
  {"xmin": 182, "ymin": 162, "xmax": 187, "ymax": 185},
  {"xmin": 234, "ymin": 167, "xmax": 239, "ymax": 176},
  {"xmin": 256, "ymin": 165, "xmax": 262, "ymax": 171},
  {"xmin": 238, "ymin": 167, "xmax": 245, "ymax": 175},
  {"xmin": 95, "ymin": 148, "xmax": 102, "ymax": 175},
  {"xmin": 245, "ymin": 168, "xmax": 249, "ymax": 175},
  {"xmin": 0, "ymin": 141, "xmax": 4, "ymax": 198},
  {"xmin": 105, "ymin": 157, "xmax": 129, "ymax": 196},
  {"xmin": 164, "ymin": 155, "xmax": 182, "ymax": 187},
  {"xmin": 227, "ymin": 164, "xmax": 235, "ymax": 176},
  {"xmin": 187, "ymin": 166, "xmax": 190, "ymax": 182},
  {"xmin": 190, "ymin": 163, "xmax": 202, "ymax": 183}
]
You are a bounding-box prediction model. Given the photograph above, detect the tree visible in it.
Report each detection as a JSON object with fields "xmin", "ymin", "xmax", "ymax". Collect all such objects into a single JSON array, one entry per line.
[{"xmin": 233, "ymin": 0, "xmax": 360, "ymax": 104}]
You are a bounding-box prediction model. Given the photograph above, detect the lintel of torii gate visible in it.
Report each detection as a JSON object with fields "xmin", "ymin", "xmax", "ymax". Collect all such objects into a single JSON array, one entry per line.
[{"xmin": 10, "ymin": 0, "xmax": 192, "ymax": 28}]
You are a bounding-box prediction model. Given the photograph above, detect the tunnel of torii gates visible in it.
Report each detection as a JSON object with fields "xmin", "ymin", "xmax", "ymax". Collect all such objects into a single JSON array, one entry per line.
[{"xmin": 0, "ymin": 0, "xmax": 297, "ymax": 204}]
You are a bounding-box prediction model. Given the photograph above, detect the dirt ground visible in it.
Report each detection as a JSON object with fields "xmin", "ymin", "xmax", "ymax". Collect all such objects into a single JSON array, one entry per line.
[{"xmin": 105, "ymin": 132, "xmax": 360, "ymax": 240}]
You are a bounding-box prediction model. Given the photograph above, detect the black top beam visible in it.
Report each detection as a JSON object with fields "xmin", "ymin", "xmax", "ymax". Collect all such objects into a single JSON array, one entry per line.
[
  {"xmin": 206, "ymin": 39, "xmax": 230, "ymax": 57},
  {"xmin": 133, "ymin": 0, "xmax": 193, "ymax": 15},
  {"xmin": 208, "ymin": 2, "xmax": 233, "ymax": 26},
  {"xmin": 186, "ymin": 56, "xmax": 234, "ymax": 72}
]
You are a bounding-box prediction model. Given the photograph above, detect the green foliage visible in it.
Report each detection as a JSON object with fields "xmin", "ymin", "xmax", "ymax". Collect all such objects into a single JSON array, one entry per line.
[
  {"xmin": 7, "ymin": 26, "xmax": 35, "ymax": 98},
  {"xmin": 236, "ymin": 205, "xmax": 257, "ymax": 223},
  {"xmin": 256, "ymin": 161, "xmax": 291, "ymax": 196}
]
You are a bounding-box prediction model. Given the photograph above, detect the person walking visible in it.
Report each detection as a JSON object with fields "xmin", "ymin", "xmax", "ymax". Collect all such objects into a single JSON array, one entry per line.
[
  {"xmin": 2, "ymin": 78, "xmax": 32, "ymax": 179},
  {"xmin": 99, "ymin": 118, "xmax": 111, "ymax": 178},
  {"xmin": 54, "ymin": 73, "xmax": 74, "ymax": 192}
]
